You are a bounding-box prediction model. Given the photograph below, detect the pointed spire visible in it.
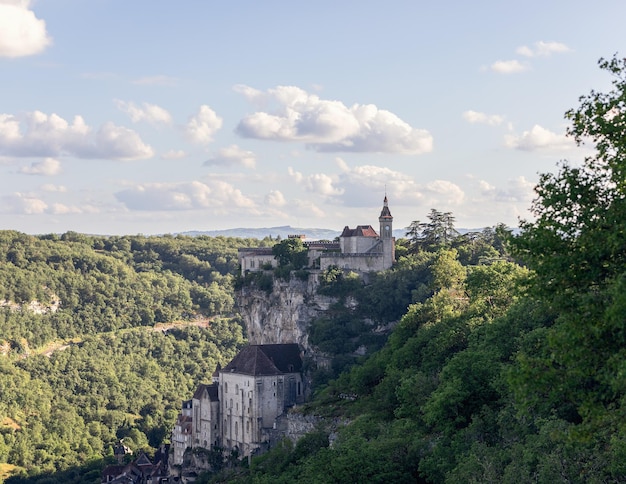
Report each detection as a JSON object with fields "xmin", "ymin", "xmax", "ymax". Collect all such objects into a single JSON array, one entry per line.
[{"xmin": 379, "ymin": 194, "xmax": 392, "ymax": 219}]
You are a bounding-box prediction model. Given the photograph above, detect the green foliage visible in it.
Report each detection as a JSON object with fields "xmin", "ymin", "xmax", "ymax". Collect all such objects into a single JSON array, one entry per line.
[
  {"xmin": 317, "ymin": 267, "xmax": 362, "ymax": 298},
  {"xmin": 509, "ymin": 55, "xmax": 626, "ymax": 468},
  {"xmin": 0, "ymin": 321, "xmax": 244, "ymax": 479},
  {"xmin": 406, "ymin": 209, "xmax": 459, "ymax": 253},
  {"xmin": 0, "ymin": 232, "xmax": 254, "ymax": 480},
  {"xmin": 271, "ymin": 238, "xmax": 308, "ymax": 269}
]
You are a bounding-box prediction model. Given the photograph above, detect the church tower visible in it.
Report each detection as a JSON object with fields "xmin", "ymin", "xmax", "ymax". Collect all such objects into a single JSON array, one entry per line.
[{"xmin": 378, "ymin": 195, "xmax": 395, "ymax": 268}]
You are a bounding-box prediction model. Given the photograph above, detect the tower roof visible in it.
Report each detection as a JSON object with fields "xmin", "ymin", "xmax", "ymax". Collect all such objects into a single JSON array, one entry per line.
[{"xmin": 379, "ymin": 195, "xmax": 392, "ymax": 219}]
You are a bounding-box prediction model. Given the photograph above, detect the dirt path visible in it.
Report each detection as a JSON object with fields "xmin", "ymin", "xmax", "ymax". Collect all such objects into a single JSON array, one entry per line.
[{"xmin": 31, "ymin": 318, "xmax": 215, "ymax": 358}]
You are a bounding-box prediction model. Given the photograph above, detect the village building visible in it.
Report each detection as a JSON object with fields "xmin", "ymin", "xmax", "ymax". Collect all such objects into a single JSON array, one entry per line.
[
  {"xmin": 170, "ymin": 343, "xmax": 305, "ymax": 463},
  {"xmin": 101, "ymin": 446, "xmax": 169, "ymax": 484},
  {"xmin": 192, "ymin": 383, "xmax": 220, "ymax": 451},
  {"xmin": 171, "ymin": 399, "xmax": 193, "ymax": 466},
  {"xmin": 237, "ymin": 196, "xmax": 395, "ymax": 275}
]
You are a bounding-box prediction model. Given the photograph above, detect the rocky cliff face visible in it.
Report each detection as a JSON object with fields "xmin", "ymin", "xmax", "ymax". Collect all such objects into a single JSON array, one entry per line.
[{"xmin": 236, "ymin": 273, "xmax": 335, "ymax": 353}]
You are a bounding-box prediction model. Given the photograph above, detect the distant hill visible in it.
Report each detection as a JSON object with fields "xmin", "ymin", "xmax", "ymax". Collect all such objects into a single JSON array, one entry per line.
[
  {"xmin": 179, "ymin": 226, "xmax": 342, "ymax": 240},
  {"xmin": 178, "ymin": 226, "xmax": 507, "ymax": 240}
]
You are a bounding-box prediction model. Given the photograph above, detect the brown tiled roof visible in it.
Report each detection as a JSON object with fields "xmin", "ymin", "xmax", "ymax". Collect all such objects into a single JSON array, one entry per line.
[
  {"xmin": 340, "ymin": 225, "xmax": 379, "ymax": 238},
  {"xmin": 222, "ymin": 344, "xmax": 302, "ymax": 376}
]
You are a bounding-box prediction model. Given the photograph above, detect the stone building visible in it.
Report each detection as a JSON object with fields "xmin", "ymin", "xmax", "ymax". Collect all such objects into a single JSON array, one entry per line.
[
  {"xmin": 171, "ymin": 399, "xmax": 193, "ymax": 466},
  {"xmin": 219, "ymin": 344, "xmax": 305, "ymax": 457},
  {"xmin": 170, "ymin": 343, "xmax": 305, "ymax": 461},
  {"xmin": 238, "ymin": 196, "xmax": 395, "ymax": 275},
  {"xmin": 192, "ymin": 383, "xmax": 220, "ymax": 450}
]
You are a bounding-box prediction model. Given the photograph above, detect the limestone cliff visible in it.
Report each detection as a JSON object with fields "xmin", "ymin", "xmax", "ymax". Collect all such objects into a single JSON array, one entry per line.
[{"xmin": 236, "ymin": 272, "xmax": 335, "ymax": 353}]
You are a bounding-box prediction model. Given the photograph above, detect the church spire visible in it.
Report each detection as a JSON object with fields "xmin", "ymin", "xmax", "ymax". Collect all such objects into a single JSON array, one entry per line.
[{"xmin": 379, "ymin": 194, "xmax": 392, "ymax": 219}]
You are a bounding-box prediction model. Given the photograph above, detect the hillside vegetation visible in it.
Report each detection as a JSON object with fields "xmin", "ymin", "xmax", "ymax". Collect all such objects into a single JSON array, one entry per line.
[
  {"xmin": 4, "ymin": 55, "xmax": 626, "ymax": 484},
  {"xmin": 0, "ymin": 233, "xmax": 273, "ymax": 482},
  {"xmin": 205, "ymin": 56, "xmax": 626, "ymax": 483}
]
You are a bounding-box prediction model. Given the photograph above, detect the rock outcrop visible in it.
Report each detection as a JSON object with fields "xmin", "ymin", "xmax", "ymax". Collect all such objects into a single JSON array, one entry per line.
[{"xmin": 236, "ymin": 272, "xmax": 335, "ymax": 353}]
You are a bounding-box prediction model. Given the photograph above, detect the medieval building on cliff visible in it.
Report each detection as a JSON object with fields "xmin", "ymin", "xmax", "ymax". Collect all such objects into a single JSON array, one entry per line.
[
  {"xmin": 170, "ymin": 343, "xmax": 305, "ymax": 464},
  {"xmin": 171, "ymin": 197, "xmax": 396, "ymax": 468},
  {"xmin": 237, "ymin": 196, "xmax": 395, "ymax": 275}
]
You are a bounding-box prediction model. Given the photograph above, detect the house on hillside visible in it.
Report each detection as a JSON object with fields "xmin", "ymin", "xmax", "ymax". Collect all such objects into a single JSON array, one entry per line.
[
  {"xmin": 171, "ymin": 399, "xmax": 193, "ymax": 466},
  {"xmin": 238, "ymin": 196, "xmax": 395, "ymax": 275},
  {"xmin": 170, "ymin": 343, "xmax": 306, "ymax": 462},
  {"xmin": 101, "ymin": 446, "xmax": 169, "ymax": 484}
]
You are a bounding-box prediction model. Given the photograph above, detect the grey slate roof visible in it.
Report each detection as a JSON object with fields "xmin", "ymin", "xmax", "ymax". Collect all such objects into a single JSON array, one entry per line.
[{"xmin": 222, "ymin": 344, "xmax": 302, "ymax": 376}]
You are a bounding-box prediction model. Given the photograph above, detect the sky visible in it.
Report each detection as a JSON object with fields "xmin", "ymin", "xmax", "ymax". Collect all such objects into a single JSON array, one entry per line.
[{"xmin": 1, "ymin": 0, "xmax": 625, "ymax": 236}]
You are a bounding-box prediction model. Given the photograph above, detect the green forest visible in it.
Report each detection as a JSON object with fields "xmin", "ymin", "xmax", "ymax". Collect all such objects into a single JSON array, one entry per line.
[
  {"xmin": 0, "ymin": 233, "xmax": 273, "ymax": 482},
  {"xmin": 3, "ymin": 56, "xmax": 626, "ymax": 483},
  {"xmin": 204, "ymin": 57, "xmax": 626, "ymax": 482}
]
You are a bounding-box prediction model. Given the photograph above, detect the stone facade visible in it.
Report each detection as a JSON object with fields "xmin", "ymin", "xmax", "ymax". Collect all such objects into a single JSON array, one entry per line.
[{"xmin": 171, "ymin": 344, "xmax": 305, "ymax": 461}]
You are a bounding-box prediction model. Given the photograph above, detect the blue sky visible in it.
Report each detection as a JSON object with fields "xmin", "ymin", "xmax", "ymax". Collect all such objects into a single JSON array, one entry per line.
[{"xmin": 0, "ymin": 0, "xmax": 624, "ymax": 235}]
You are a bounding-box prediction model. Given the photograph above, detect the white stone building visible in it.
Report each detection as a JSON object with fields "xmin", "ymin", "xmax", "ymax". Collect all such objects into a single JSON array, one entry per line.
[
  {"xmin": 171, "ymin": 343, "xmax": 305, "ymax": 460},
  {"xmin": 237, "ymin": 196, "xmax": 395, "ymax": 275},
  {"xmin": 192, "ymin": 383, "xmax": 220, "ymax": 450}
]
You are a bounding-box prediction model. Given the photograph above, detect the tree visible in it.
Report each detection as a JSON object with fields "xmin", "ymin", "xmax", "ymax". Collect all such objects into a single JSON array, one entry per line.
[
  {"xmin": 510, "ymin": 55, "xmax": 626, "ymax": 432},
  {"xmin": 406, "ymin": 209, "xmax": 458, "ymax": 253},
  {"xmin": 271, "ymin": 238, "xmax": 308, "ymax": 269}
]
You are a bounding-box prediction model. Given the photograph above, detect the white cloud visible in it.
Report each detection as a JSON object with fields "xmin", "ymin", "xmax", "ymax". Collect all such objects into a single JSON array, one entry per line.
[
  {"xmin": 0, "ymin": 111, "xmax": 153, "ymax": 160},
  {"xmin": 161, "ymin": 149, "xmax": 187, "ymax": 160},
  {"xmin": 291, "ymin": 199, "xmax": 325, "ymax": 218},
  {"xmin": 505, "ymin": 124, "xmax": 574, "ymax": 152},
  {"xmin": 49, "ymin": 203, "xmax": 82, "ymax": 215},
  {"xmin": 462, "ymin": 110, "xmax": 504, "ymax": 126},
  {"xmin": 204, "ymin": 145, "xmax": 256, "ymax": 169},
  {"xmin": 19, "ymin": 157, "xmax": 60, "ymax": 175},
  {"xmin": 289, "ymin": 162, "xmax": 464, "ymax": 210},
  {"xmin": 288, "ymin": 168, "xmax": 343, "ymax": 197},
  {"xmin": 184, "ymin": 105, "xmax": 223, "ymax": 144},
  {"xmin": 115, "ymin": 180, "xmax": 256, "ymax": 211},
  {"xmin": 264, "ymin": 190, "xmax": 286, "ymax": 207},
  {"xmin": 423, "ymin": 180, "xmax": 465, "ymax": 205},
  {"xmin": 235, "ymin": 85, "xmax": 433, "ymax": 155},
  {"xmin": 115, "ymin": 100, "xmax": 172, "ymax": 125},
  {"xmin": 94, "ymin": 122, "xmax": 154, "ymax": 160},
  {"xmin": 40, "ymin": 183, "xmax": 66, "ymax": 192},
  {"xmin": 517, "ymin": 41, "xmax": 571, "ymax": 58},
  {"xmin": 287, "ymin": 167, "xmax": 303, "ymax": 183},
  {"xmin": 490, "ymin": 60, "xmax": 529, "ymax": 74},
  {"xmin": 1, "ymin": 192, "xmax": 47, "ymax": 214},
  {"xmin": 0, "ymin": 0, "xmax": 51, "ymax": 58},
  {"xmin": 479, "ymin": 176, "xmax": 535, "ymax": 203}
]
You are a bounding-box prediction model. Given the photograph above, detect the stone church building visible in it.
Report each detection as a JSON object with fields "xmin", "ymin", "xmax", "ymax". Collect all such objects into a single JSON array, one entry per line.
[
  {"xmin": 238, "ymin": 196, "xmax": 395, "ymax": 275},
  {"xmin": 171, "ymin": 343, "xmax": 305, "ymax": 463}
]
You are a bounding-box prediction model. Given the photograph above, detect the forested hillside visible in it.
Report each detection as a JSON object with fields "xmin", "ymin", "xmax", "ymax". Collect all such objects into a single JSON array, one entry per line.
[
  {"xmin": 4, "ymin": 56, "xmax": 626, "ymax": 484},
  {"xmin": 0, "ymin": 233, "xmax": 271, "ymax": 482},
  {"xmin": 203, "ymin": 57, "xmax": 626, "ymax": 483}
]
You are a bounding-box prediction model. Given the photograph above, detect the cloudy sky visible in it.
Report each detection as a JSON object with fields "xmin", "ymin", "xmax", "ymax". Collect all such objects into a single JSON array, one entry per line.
[{"xmin": 1, "ymin": 0, "xmax": 624, "ymax": 235}]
